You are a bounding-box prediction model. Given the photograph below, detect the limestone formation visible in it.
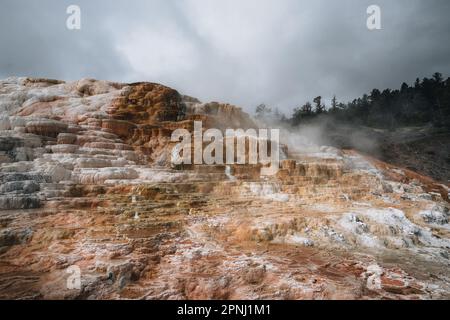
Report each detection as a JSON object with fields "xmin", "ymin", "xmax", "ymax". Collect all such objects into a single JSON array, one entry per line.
[
  {"xmin": 0, "ymin": 77, "xmax": 449, "ymax": 300},
  {"xmin": 25, "ymin": 119, "xmax": 68, "ymax": 138}
]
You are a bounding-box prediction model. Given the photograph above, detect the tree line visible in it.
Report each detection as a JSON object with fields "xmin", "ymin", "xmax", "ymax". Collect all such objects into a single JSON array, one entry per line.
[{"xmin": 255, "ymin": 72, "xmax": 450, "ymax": 129}]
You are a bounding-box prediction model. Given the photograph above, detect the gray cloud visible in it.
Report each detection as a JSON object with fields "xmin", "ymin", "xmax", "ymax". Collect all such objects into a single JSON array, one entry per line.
[{"xmin": 1, "ymin": 0, "xmax": 449, "ymax": 114}]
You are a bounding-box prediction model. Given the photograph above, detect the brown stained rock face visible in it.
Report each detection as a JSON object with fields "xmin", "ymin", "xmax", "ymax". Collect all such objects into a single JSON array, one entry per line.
[
  {"xmin": 26, "ymin": 119, "xmax": 68, "ymax": 138},
  {"xmin": 103, "ymin": 83, "xmax": 191, "ymax": 164},
  {"xmin": 101, "ymin": 119, "xmax": 137, "ymax": 139},
  {"xmin": 186, "ymin": 101, "xmax": 256, "ymax": 130},
  {"xmin": 57, "ymin": 133, "xmax": 77, "ymax": 145},
  {"xmin": 109, "ymin": 82, "xmax": 185, "ymax": 124}
]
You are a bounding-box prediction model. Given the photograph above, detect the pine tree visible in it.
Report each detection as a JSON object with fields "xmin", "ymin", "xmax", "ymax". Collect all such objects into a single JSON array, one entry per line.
[
  {"xmin": 331, "ymin": 95, "xmax": 338, "ymax": 111},
  {"xmin": 313, "ymin": 96, "xmax": 325, "ymax": 114},
  {"xmin": 433, "ymin": 72, "xmax": 443, "ymax": 83},
  {"xmin": 255, "ymin": 104, "xmax": 272, "ymax": 119},
  {"xmin": 414, "ymin": 78, "xmax": 421, "ymax": 89}
]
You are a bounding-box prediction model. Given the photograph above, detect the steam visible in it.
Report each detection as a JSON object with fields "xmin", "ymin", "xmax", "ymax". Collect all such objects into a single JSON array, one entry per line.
[{"xmin": 254, "ymin": 113, "xmax": 382, "ymax": 158}]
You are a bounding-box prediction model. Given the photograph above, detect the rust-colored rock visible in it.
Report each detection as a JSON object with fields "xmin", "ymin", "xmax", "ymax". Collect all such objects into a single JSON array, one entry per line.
[
  {"xmin": 25, "ymin": 119, "xmax": 68, "ymax": 138},
  {"xmin": 109, "ymin": 82, "xmax": 185, "ymax": 124}
]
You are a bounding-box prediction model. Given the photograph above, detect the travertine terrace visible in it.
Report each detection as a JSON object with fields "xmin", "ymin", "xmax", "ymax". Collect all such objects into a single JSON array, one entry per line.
[{"xmin": 0, "ymin": 77, "xmax": 449, "ymax": 299}]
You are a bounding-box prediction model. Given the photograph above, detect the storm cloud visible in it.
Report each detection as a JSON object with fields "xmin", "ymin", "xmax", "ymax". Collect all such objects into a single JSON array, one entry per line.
[{"xmin": 1, "ymin": 0, "xmax": 449, "ymax": 113}]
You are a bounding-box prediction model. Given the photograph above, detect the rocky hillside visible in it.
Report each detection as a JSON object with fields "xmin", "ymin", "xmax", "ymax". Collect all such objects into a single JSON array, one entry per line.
[
  {"xmin": 322, "ymin": 123, "xmax": 450, "ymax": 183},
  {"xmin": 0, "ymin": 77, "xmax": 449, "ymax": 299}
]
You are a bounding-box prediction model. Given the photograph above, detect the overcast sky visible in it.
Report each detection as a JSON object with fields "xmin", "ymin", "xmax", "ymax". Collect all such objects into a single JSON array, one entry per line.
[{"xmin": 1, "ymin": 0, "xmax": 449, "ymax": 113}]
